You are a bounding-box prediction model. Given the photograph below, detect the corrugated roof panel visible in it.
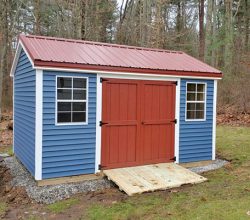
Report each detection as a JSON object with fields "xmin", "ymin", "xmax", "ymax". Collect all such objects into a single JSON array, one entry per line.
[{"xmin": 19, "ymin": 34, "xmax": 222, "ymax": 77}]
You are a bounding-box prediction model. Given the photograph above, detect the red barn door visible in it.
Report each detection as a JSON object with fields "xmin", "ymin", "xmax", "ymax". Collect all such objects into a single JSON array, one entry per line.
[{"xmin": 101, "ymin": 79, "xmax": 176, "ymax": 169}]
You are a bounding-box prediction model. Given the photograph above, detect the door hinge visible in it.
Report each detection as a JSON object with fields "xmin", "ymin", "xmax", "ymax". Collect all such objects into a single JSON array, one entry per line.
[
  {"xmin": 99, "ymin": 121, "xmax": 108, "ymax": 126},
  {"xmin": 171, "ymin": 156, "xmax": 176, "ymax": 161},
  {"xmin": 100, "ymin": 78, "xmax": 108, "ymax": 83},
  {"xmin": 172, "ymin": 81, "xmax": 178, "ymax": 85},
  {"xmin": 171, "ymin": 119, "xmax": 177, "ymax": 124},
  {"xmin": 98, "ymin": 164, "xmax": 105, "ymax": 170}
]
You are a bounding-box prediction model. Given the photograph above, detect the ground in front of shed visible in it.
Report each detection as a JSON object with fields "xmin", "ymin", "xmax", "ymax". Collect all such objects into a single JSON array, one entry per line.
[{"xmin": 0, "ymin": 126, "xmax": 250, "ymax": 220}]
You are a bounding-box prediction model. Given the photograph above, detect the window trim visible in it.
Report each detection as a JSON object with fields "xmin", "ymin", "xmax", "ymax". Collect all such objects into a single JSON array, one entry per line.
[
  {"xmin": 185, "ymin": 82, "xmax": 207, "ymax": 122},
  {"xmin": 55, "ymin": 76, "xmax": 88, "ymax": 126}
]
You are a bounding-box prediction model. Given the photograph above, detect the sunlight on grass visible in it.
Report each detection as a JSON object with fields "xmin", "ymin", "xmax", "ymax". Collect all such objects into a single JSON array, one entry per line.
[
  {"xmin": 0, "ymin": 202, "xmax": 7, "ymax": 217},
  {"xmin": 7, "ymin": 147, "xmax": 14, "ymax": 156},
  {"xmin": 87, "ymin": 126, "xmax": 250, "ymax": 220},
  {"xmin": 47, "ymin": 198, "xmax": 79, "ymax": 213}
]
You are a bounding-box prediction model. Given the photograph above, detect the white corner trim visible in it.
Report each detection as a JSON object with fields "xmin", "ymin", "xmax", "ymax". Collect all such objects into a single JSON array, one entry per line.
[
  {"xmin": 12, "ymin": 74, "xmax": 15, "ymax": 153},
  {"xmin": 175, "ymin": 79, "xmax": 181, "ymax": 163},
  {"xmin": 95, "ymin": 74, "xmax": 102, "ymax": 173},
  {"xmin": 10, "ymin": 41, "xmax": 35, "ymax": 77},
  {"xmin": 35, "ymin": 69, "xmax": 43, "ymax": 180},
  {"xmin": 212, "ymin": 80, "xmax": 218, "ymax": 160}
]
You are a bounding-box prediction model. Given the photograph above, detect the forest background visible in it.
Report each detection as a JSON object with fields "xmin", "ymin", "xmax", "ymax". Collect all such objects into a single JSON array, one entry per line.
[{"xmin": 0, "ymin": 0, "xmax": 249, "ymax": 118}]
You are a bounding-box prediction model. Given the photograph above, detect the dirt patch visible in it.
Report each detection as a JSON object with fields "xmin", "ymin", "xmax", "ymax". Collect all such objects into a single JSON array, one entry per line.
[
  {"xmin": 0, "ymin": 158, "xmax": 125, "ymax": 220},
  {"xmin": 0, "ymin": 113, "xmax": 13, "ymax": 150},
  {"xmin": 0, "ymin": 159, "xmax": 31, "ymax": 219}
]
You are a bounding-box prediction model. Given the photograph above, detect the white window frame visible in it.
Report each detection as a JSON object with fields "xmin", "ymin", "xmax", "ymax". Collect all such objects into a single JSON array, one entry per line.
[
  {"xmin": 185, "ymin": 82, "xmax": 207, "ymax": 122},
  {"xmin": 55, "ymin": 76, "xmax": 88, "ymax": 126}
]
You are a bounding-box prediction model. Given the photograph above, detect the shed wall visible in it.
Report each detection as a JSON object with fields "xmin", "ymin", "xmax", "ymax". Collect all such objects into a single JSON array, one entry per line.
[
  {"xmin": 42, "ymin": 71, "xmax": 97, "ymax": 179},
  {"xmin": 179, "ymin": 79, "xmax": 214, "ymax": 162},
  {"xmin": 14, "ymin": 50, "xmax": 36, "ymax": 176}
]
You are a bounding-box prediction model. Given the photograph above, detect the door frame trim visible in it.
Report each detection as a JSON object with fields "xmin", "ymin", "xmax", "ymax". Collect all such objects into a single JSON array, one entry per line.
[{"xmin": 95, "ymin": 73, "xmax": 180, "ymax": 173}]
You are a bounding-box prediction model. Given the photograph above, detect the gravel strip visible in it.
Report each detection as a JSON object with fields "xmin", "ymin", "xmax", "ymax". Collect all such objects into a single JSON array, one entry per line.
[
  {"xmin": 188, "ymin": 159, "xmax": 228, "ymax": 173},
  {"xmin": 4, "ymin": 157, "xmax": 228, "ymax": 204},
  {"xmin": 4, "ymin": 157, "xmax": 113, "ymax": 204}
]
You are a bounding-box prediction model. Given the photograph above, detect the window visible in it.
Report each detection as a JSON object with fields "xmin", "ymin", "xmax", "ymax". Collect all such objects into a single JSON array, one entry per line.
[
  {"xmin": 186, "ymin": 83, "xmax": 206, "ymax": 120},
  {"xmin": 56, "ymin": 77, "xmax": 87, "ymax": 124}
]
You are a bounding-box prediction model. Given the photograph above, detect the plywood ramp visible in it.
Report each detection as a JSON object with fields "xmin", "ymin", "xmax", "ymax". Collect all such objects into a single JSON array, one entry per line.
[{"xmin": 103, "ymin": 163, "xmax": 207, "ymax": 196}]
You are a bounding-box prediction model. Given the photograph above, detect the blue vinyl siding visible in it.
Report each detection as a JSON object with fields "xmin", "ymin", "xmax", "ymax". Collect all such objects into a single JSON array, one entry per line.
[
  {"xmin": 42, "ymin": 71, "xmax": 96, "ymax": 179},
  {"xmin": 14, "ymin": 50, "xmax": 36, "ymax": 176},
  {"xmin": 179, "ymin": 79, "xmax": 214, "ymax": 163}
]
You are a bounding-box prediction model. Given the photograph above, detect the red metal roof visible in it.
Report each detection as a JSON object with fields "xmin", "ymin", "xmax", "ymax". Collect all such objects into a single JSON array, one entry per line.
[{"xmin": 19, "ymin": 34, "xmax": 222, "ymax": 78}]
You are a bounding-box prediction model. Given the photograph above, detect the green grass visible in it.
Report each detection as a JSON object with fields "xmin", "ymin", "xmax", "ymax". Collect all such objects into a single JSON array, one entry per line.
[
  {"xmin": 0, "ymin": 202, "xmax": 7, "ymax": 217},
  {"xmin": 7, "ymin": 147, "xmax": 14, "ymax": 156},
  {"xmin": 0, "ymin": 145, "xmax": 13, "ymax": 155},
  {"xmin": 87, "ymin": 126, "xmax": 250, "ymax": 220},
  {"xmin": 217, "ymin": 126, "xmax": 250, "ymax": 165},
  {"xmin": 47, "ymin": 198, "xmax": 80, "ymax": 213}
]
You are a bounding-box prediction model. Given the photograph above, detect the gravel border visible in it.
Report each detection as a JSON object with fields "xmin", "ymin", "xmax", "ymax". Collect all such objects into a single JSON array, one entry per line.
[
  {"xmin": 188, "ymin": 159, "xmax": 228, "ymax": 173},
  {"xmin": 4, "ymin": 157, "xmax": 112, "ymax": 204},
  {"xmin": 3, "ymin": 157, "xmax": 228, "ymax": 204}
]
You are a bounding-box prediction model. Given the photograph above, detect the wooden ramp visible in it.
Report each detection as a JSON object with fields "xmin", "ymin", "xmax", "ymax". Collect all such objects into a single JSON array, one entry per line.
[{"xmin": 103, "ymin": 163, "xmax": 207, "ymax": 196}]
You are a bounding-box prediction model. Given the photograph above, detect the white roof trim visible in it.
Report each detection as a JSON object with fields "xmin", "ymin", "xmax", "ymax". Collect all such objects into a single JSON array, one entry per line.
[
  {"xmin": 35, "ymin": 66, "xmax": 222, "ymax": 80},
  {"xmin": 10, "ymin": 40, "xmax": 34, "ymax": 77}
]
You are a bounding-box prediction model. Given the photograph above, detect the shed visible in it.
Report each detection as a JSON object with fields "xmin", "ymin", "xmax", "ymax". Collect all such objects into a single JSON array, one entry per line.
[{"xmin": 10, "ymin": 35, "xmax": 222, "ymax": 181}]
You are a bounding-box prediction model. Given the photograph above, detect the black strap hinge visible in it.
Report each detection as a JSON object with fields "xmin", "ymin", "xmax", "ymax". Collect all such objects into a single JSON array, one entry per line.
[
  {"xmin": 98, "ymin": 164, "xmax": 106, "ymax": 170},
  {"xmin": 99, "ymin": 121, "xmax": 108, "ymax": 126},
  {"xmin": 171, "ymin": 119, "xmax": 177, "ymax": 124},
  {"xmin": 100, "ymin": 78, "xmax": 108, "ymax": 83},
  {"xmin": 171, "ymin": 156, "xmax": 176, "ymax": 161}
]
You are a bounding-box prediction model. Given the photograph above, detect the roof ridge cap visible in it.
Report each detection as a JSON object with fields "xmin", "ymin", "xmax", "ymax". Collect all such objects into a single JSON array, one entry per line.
[{"xmin": 23, "ymin": 34, "xmax": 183, "ymax": 54}]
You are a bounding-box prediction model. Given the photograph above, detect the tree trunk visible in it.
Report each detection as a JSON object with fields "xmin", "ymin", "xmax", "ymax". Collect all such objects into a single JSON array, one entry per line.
[
  {"xmin": 0, "ymin": 0, "xmax": 9, "ymax": 119},
  {"xmin": 80, "ymin": 0, "xmax": 86, "ymax": 40},
  {"xmin": 34, "ymin": 0, "xmax": 41, "ymax": 35},
  {"xmin": 224, "ymin": 0, "xmax": 233, "ymax": 72},
  {"xmin": 245, "ymin": 0, "xmax": 249, "ymax": 51},
  {"xmin": 198, "ymin": 0, "xmax": 205, "ymax": 61}
]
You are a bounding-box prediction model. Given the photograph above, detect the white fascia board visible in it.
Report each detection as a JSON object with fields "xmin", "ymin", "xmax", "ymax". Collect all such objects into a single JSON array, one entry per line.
[
  {"xmin": 35, "ymin": 69, "xmax": 43, "ymax": 180},
  {"xmin": 98, "ymin": 72, "xmax": 179, "ymax": 81},
  {"xmin": 35, "ymin": 66, "xmax": 222, "ymax": 80},
  {"xmin": 10, "ymin": 41, "xmax": 35, "ymax": 77},
  {"xmin": 212, "ymin": 80, "xmax": 218, "ymax": 160}
]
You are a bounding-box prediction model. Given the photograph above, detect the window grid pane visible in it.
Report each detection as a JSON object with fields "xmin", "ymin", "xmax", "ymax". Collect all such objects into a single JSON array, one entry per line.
[
  {"xmin": 57, "ymin": 77, "xmax": 87, "ymax": 124},
  {"xmin": 186, "ymin": 83, "xmax": 206, "ymax": 120}
]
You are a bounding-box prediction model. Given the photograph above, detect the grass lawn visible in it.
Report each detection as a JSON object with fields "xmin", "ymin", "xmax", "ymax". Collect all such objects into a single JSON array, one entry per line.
[
  {"xmin": 87, "ymin": 126, "xmax": 250, "ymax": 220},
  {"xmin": 47, "ymin": 198, "xmax": 80, "ymax": 213}
]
